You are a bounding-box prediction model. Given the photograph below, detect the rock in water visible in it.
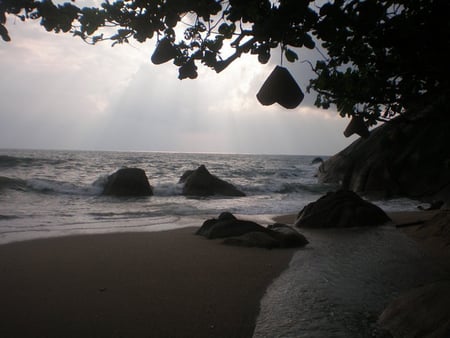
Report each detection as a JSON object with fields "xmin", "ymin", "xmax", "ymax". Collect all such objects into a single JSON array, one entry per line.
[
  {"xmin": 181, "ymin": 165, "xmax": 245, "ymax": 197},
  {"xmin": 178, "ymin": 170, "xmax": 194, "ymax": 184},
  {"xmin": 311, "ymin": 157, "xmax": 323, "ymax": 165},
  {"xmin": 295, "ymin": 190, "xmax": 390, "ymax": 228},
  {"xmin": 103, "ymin": 168, "xmax": 153, "ymax": 196}
]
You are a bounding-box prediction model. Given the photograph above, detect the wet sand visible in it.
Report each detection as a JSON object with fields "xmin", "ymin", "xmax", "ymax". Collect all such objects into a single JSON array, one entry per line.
[
  {"xmin": 0, "ymin": 227, "xmax": 295, "ymax": 338},
  {"xmin": 276, "ymin": 209, "xmax": 449, "ymax": 258},
  {"xmin": 273, "ymin": 210, "xmax": 438, "ymax": 226}
]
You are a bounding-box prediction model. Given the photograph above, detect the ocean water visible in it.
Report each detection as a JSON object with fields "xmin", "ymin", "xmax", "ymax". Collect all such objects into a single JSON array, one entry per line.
[
  {"xmin": 1, "ymin": 149, "xmax": 444, "ymax": 337},
  {"xmin": 0, "ymin": 149, "xmax": 420, "ymax": 244}
]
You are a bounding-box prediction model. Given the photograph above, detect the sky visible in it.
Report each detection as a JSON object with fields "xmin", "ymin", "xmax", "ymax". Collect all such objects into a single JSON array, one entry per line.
[{"xmin": 0, "ymin": 2, "xmax": 358, "ymax": 155}]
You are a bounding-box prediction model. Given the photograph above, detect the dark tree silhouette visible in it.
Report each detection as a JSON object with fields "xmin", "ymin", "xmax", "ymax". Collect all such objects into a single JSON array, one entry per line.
[{"xmin": 1, "ymin": 0, "xmax": 448, "ymax": 131}]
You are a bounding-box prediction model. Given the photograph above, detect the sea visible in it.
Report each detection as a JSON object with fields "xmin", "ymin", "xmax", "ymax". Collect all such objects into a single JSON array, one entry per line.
[
  {"xmin": 2, "ymin": 149, "xmax": 444, "ymax": 337},
  {"xmin": 0, "ymin": 149, "xmax": 420, "ymax": 245}
]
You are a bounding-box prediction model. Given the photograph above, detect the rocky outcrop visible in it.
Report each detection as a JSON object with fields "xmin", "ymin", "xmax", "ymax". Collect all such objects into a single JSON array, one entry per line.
[
  {"xmin": 102, "ymin": 168, "xmax": 153, "ymax": 196},
  {"xmin": 181, "ymin": 165, "xmax": 245, "ymax": 197},
  {"xmin": 402, "ymin": 209, "xmax": 450, "ymax": 258},
  {"xmin": 295, "ymin": 190, "xmax": 390, "ymax": 228},
  {"xmin": 196, "ymin": 212, "xmax": 308, "ymax": 249},
  {"xmin": 317, "ymin": 106, "xmax": 450, "ymax": 201},
  {"xmin": 378, "ymin": 281, "xmax": 450, "ymax": 338}
]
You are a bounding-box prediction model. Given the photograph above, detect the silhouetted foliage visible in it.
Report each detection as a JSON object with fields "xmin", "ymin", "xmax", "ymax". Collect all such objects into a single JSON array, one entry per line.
[{"xmin": 1, "ymin": 0, "xmax": 449, "ymax": 128}]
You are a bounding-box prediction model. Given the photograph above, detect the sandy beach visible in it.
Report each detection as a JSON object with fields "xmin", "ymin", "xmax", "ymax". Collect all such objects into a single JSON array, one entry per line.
[
  {"xmin": 1, "ymin": 210, "xmax": 448, "ymax": 338},
  {"xmin": 0, "ymin": 227, "xmax": 295, "ymax": 338}
]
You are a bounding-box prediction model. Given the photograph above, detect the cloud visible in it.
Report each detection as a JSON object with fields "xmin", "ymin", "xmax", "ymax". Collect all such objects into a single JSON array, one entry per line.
[{"xmin": 0, "ymin": 13, "xmax": 356, "ymax": 155}]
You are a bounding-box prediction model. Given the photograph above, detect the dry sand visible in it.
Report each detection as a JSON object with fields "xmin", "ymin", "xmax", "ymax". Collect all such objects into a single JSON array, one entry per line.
[{"xmin": 0, "ymin": 227, "xmax": 295, "ymax": 338}]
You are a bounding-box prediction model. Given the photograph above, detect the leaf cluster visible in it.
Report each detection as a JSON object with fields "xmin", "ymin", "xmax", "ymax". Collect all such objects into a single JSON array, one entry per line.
[
  {"xmin": 1, "ymin": 0, "xmax": 449, "ymax": 126},
  {"xmin": 311, "ymin": 0, "xmax": 450, "ymax": 125}
]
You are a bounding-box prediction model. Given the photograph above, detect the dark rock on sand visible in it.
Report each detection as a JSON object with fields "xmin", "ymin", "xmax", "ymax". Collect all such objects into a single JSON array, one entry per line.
[
  {"xmin": 223, "ymin": 232, "xmax": 280, "ymax": 249},
  {"xmin": 378, "ymin": 280, "xmax": 450, "ymax": 338},
  {"xmin": 103, "ymin": 168, "xmax": 153, "ymax": 196},
  {"xmin": 197, "ymin": 213, "xmax": 308, "ymax": 249},
  {"xmin": 295, "ymin": 190, "xmax": 390, "ymax": 228},
  {"xmin": 268, "ymin": 223, "xmax": 309, "ymax": 248},
  {"xmin": 181, "ymin": 165, "xmax": 245, "ymax": 197},
  {"xmin": 317, "ymin": 105, "xmax": 450, "ymax": 202},
  {"xmin": 196, "ymin": 216, "xmax": 265, "ymax": 239}
]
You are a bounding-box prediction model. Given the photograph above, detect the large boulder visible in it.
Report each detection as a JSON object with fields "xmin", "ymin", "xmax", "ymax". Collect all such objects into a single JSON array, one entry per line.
[
  {"xmin": 195, "ymin": 212, "xmax": 266, "ymax": 239},
  {"xmin": 196, "ymin": 212, "xmax": 308, "ymax": 249},
  {"xmin": 268, "ymin": 223, "xmax": 309, "ymax": 248},
  {"xmin": 378, "ymin": 281, "xmax": 450, "ymax": 338},
  {"xmin": 317, "ymin": 106, "xmax": 450, "ymax": 202},
  {"xmin": 402, "ymin": 209, "xmax": 450, "ymax": 257},
  {"xmin": 181, "ymin": 165, "xmax": 245, "ymax": 197},
  {"xmin": 102, "ymin": 168, "xmax": 153, "ymax": 196},
  {"xmin": 178, "ymin": 170, "xmax": 194, "ymax": 184},
  {"xmin": 222, "ymin": 232, "xmax": 281, "ymax": 249},
  {"xmin": 295, "ymin": 190, "xmax": 390, "ymax": 228}
]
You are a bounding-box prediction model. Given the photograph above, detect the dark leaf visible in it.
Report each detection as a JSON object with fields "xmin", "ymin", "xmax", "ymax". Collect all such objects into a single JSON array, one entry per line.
[
  {"xmin": 0, "ymin": 24, "xmax": 10, "ymax": 41},
  {"xmin": 302, "ymin": 33, "xmax": 315, "ymax": 49},
  {"xmin": 151, "ymin": 38, "xmax": 178, "ymax": 65},
  {"xmin": 284, "ymin": 49, "xmax": 298, "ymax": 63},
  {"xmin": 178, "ymin": 61, "xmax": 198, "ymax": 80}
]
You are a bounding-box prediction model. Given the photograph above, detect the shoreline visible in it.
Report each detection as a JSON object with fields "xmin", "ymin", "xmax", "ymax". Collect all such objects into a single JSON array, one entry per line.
[
  {"xmin": 273, "ymin": 210, "xmax": 450, "ymax": 258},
  {"xmin": 0, "ymin": 227, "xmax": 295, "ymax": 338},
  {"xmin": 0, "ymin": 210, "xmax": 447, "ymax": 337},
  {"xmin": 273, "ymin": 209, "xmax": 438, "ymax": 226}
]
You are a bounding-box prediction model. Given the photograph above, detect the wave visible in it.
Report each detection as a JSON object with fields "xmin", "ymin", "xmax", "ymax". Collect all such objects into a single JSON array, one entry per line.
[
  {"xmin": 27, "ymin": 178, "xmax": 103, "ymax": 196},
  {"xmin": 88, "ymin": 211, "xmax": 168, "ymax": 220},
  {"xmin": 238, "ymin": 180, "xmax": 335, "ymax": 196},
  {"xmin": 275, "ymin": 182, "xmax": 336, "ymax": 194},
  {"xmin": 0, "ymin": 154, "xmax": 67, "ymax": 168},
  {"xmin": 0, "ymin": 176, "xmax": 26, "ymax": 191},
  {"xmin": 0, "ymin": 155, "xmax": 33, "ymax": 168},
  {"xmin": 0, "ymin": 214, "xmax": 20, "ymax": 221},
  {"xmin": 0, "ymin": 170, "xmax": 334, "ymax": 199},
  {"xmin": 152, "ymin": 182, "xmax": 183, "ymax": 196},
  {"xmin": 0, "ymin": 175, "xmax": 102, "ymax": 196}
]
